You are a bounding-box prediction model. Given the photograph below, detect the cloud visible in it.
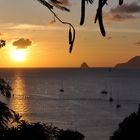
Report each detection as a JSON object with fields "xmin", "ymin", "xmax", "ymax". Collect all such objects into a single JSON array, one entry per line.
[
  {"xmin": 135, "ymin": 42, "xmax": 140, "ymax": 46},
  {"xmin": 13, "ymin": 38, "xmax": 32, "ymax": 49},
  {"xmin": 106, "ymin": 2, "xmax": 140, "ymax": 22},
  {"xmin": 111, "ymin": 2, "xmax": 140, "ymax": 13},
  {"xmin": 105, "ymin": 13, "xmax": 135, "ymax": 22},
  {"xmin": 10, "ymin": 23, "xmax": 66, "ymax": 31}
]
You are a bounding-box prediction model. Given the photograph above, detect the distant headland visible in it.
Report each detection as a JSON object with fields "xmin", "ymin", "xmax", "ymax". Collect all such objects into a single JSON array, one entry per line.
[{"xmin": 115, "ymin": 56, "xmax": 140, "ymax": 69}]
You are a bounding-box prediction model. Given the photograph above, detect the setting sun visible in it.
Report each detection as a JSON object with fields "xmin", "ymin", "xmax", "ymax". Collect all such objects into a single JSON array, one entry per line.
[{"xmin": 11, "ymin": 49, "xmax": 27, "ymax": 62}]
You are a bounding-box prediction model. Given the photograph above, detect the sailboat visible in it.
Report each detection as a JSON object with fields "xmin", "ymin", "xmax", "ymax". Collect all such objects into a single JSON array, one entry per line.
[
  {"xmin": 116, "ymin": 92, "xmax": 121, "ymax": 108},
  {"xmin": 59, "ymin": 80, "xmax": 64, "ymax": 92},
  {"xmin": 101, "ymin": 83, "xmax": 108, "ymax": 95},
  {"xmin": 101, "ymin": 89, "xmax": 108, "ymax": 95},
  {"xmin": 116, "ymin": 104, "xmax": 121, "ymax": 108},
  {"xmin": 109, "ymin": 86, "xmax": 114, "ymax": 102}
]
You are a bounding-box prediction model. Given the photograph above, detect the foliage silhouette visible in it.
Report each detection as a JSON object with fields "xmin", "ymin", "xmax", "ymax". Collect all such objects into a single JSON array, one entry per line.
[
  {"xmin": 0, "ymin": 1, "xmax": 127, "ymax": 138},
  {"xmin": 58, "ymin": 129, "xmax": 85, "ymax": 140},
  {"xmin": 0, "ymin": 78, "xmax": 12, "ymax": 98},
  {"xmin": 0, "ymin": 40, "xmax": 6, "ymax": 48},
  {"xmin": 0, "ymin": 121, "xmax": 84, "ymax": 140},
  {"xmin": 95, "ymin": 0, "xmax": 107, "ymax": 36},
  {"xmin": 37, "ymin": 0, "xmax": 75, "ymax": 53},
  {"xmin": 36, "ymin": 0, "xmax": 124, "ymax": 53},
  {"xmin": 119, "ymin": 0, "xmax": 124, "ymax": 5},
  {"xmin": 0, "ymin": 101, "xmax": 13, "ymax": 129},
  {"xmin": 0, "ymin": 78, "xmax": 15, "ymax": 129},
  {"xmin": 0, "ymin": 79, "xmax": 84, "ymax": 140},
  {"xmin": 110, "ymin": 104, "xmax": 140, "ymax": 140},
  {"xmin": 0, "ymin": 79, "xmax": 24, "ymax": 129},
  {"xmin": 0, "ymin": 1, "xmax": 124, "ymax": 52}
]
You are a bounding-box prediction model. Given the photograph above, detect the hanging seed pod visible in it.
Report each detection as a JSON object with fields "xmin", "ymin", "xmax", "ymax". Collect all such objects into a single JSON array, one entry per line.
[
  {"xmin": 95, "ymin": 10, "xmax": 98, "ymax": 24},
  {"xmin": 98, "ymin": 8, "xmax": 106, "ymax": 36},
  {"xmin": 69, "ymin": 26, "xmax": 72, "ymax": 44},
  {"xmin": 86, "ymin": 0, "xmax": 94, "ymax": 4},
  {"xmin": 69, "ymin": 27, "xmax": 76, "ymax": 53},
  {"xmin": 94, "ymin": 0, "xmax": 106, "ymax": 36},
  {"xmin": 80, "ymin": 0, "xmax": 86, "ymax": 25},
  {"xmin": 119, "ymin": 0, "xmax": 123, "ymax": 5}
]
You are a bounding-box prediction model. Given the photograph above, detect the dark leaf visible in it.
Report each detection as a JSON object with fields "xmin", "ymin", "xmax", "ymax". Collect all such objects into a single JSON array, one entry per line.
[
  {"xmin": 0, "ymin": 40, "xmax": 6, "ymax": 48},
  {"xmin": 80, "ymin": 0, "xmax": 86, "ymax": 25},
  {"xmin": 98, "ymin": 8, "xmax": 106, "ymax": 36},
  {"xmin": 94, "ymin": 0, "xmax": 106, "ymax": 36},
  {"xmin": 69, "ymin": 27, "xmax": 75, "ymax": 53},
  {"xmin": 0, "ymin": 101, "xmax": 14, "ymax": 128},
  {"xmin": 50, "ymin": 0, "xmax": 70, "ymax": 12},
  {"xmin": 119, "ymin": 0, "xmax": 124, "ymax": 5},
  {"xmin": 61, "ymin": 6, "xmax": 70, "ymax": 12},
  {"xmin": 37, "ymin": 0, "xmax": 53, "ymax": 9},
  {"xmin": 69, "ymin": 27, "xmax": 72, "ymax": 44},
  {"xmin": 50, "ymin": 0, "xmax": 62, "ymax": 4}
]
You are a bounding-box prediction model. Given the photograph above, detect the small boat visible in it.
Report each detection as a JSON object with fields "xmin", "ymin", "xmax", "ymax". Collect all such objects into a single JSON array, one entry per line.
[
  {"xmin": 109, "ymin": 87, "xmax": 114, "ymax": 102},
  {"xmin": 109, "ymin": 97, "xmax": 114, "ymax": 102},
  {"xmin": 59, "ymin": 80, "xmax": 64, "ymax": 92},
  {"xmin": 101, "ymin": 83, "xmax": 108, "ymax": 95},
  {"xmin": 59, "ymin": 88, "xmax": 64, "ymax": 92},
  {"xmin": 116, "ymin": 92, "xmax": 121, "ymax": 108},
  {"xmin": 116, "ymin": 104, "xmax": 121, "ymax": 108},
  {"xmin": 101, "ymin": 90, "xmax": 108, "ymax": 95}
]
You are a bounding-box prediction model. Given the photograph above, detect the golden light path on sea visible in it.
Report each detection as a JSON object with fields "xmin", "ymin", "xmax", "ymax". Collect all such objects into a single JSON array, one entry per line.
[{"xmin": 10, "ymin": 72, "xmax": 29, "ymax": 121}]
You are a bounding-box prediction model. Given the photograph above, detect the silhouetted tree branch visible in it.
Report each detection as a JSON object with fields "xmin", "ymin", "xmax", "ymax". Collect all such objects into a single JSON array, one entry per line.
[
  {"xmin": 0, "ymin": 1, "xmax": 124, "ymax": 52},
  {"xmin": 36, "ymin": 0, "xmax": 124, "ymax": 53},
  {"xmin": 37, "ymin": 0, "xmax": 75, "ymax": 53}
]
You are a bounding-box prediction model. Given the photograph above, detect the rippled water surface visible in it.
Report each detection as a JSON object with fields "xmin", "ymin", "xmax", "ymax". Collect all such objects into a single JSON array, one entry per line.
[{"xmin": 1, "ymin": 68, "xmax": 140, "ymax": 140}]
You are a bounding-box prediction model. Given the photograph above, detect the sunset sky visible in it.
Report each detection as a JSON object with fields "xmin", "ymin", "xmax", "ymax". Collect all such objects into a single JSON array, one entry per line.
[{"xmin": 0, "ymin": 0, "xmax": 140, "ymax": 67}]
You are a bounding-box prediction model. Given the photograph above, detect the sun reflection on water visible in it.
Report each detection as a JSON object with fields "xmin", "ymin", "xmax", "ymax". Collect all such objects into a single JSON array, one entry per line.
[{"xmin": 10, "ymin": 72, "xmax": 29, "ymax": 120}]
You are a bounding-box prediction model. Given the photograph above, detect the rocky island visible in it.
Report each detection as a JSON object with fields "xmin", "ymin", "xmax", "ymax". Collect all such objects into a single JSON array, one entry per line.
[{"xmin": 80, "ymin": 62, "xmax": 89, "ymax": 68}]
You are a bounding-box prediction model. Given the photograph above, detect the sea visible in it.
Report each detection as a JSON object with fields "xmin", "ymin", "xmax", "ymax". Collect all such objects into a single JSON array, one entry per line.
[{"xmin": 0, "ymin": 68, "xmax": 140, "ymax": 140}]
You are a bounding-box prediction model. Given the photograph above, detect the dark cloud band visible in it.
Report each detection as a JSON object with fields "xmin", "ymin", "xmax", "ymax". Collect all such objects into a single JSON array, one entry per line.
[
  {"xmin": 111, "ymin": 2, "xmax": 140, "ymax": 14},
  {"xmin": 106, "ymin": 2, "xmax": 140, "ymax": 22}
]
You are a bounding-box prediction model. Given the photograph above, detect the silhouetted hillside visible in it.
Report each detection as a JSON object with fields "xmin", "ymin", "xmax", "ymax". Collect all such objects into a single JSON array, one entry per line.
[
  {"xmin": 115, "ymin": 56, "xmax": 140, "ymax": 69},
  {"xmin": 110, "ymin": 104, "xmax": 140, "ymax": 140}
]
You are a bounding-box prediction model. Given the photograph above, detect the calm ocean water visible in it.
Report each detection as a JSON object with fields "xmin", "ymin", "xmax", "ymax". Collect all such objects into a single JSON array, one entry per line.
[{"xmin": 0, "ymin": 68, "xmax": 140, "ymax": 140}]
